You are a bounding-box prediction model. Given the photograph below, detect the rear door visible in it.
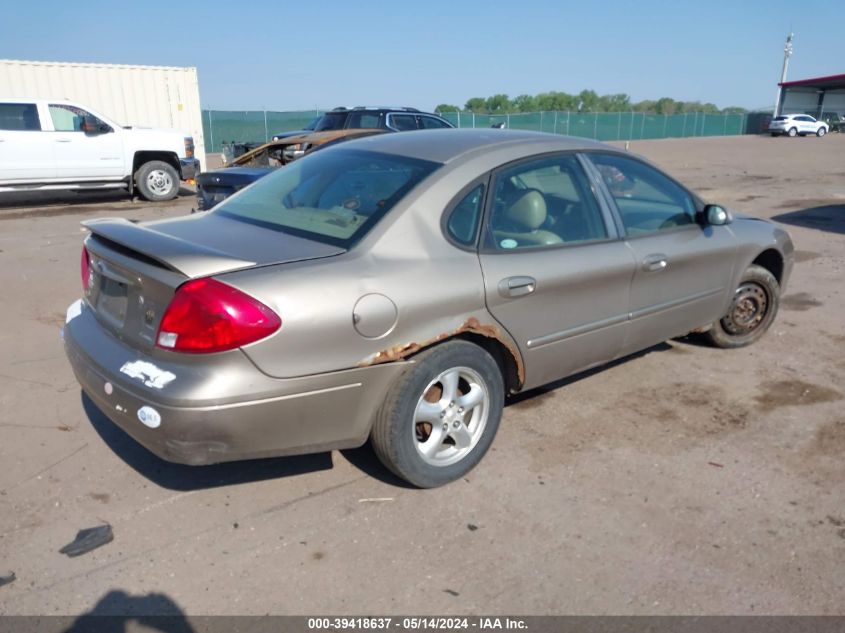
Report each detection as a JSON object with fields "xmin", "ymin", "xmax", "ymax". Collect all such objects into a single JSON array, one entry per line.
[
  {"xmin": 48, "ymin": 104, "xmax": 124, "ymax": 179},
  {"xmin": 585, "ymin": 152, "xmax": 737, "ymax": 356},
  {"xmin": 477, "ymin": 152, "xmax": 636, "ymax": 390},
  {"xmin": 0, "ymin": 102, "xmax": 56, "ymax": 181}
]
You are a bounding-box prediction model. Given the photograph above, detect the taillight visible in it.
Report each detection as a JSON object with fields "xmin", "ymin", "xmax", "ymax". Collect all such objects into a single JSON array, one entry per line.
[
  {"xmin": 156, "ymin": 278, "xmax": 281, "ymax": 353},
  {"xmin": 81, "ymin": 247, "xmax": 91, "ymax": 292}
]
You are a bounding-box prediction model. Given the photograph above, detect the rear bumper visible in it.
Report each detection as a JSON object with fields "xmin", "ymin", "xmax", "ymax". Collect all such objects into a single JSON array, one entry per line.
[
  {"xmin": 63, "ymin": 300, "xmax": 406, "ymax": 465},
  {"xmin": 179, "ymin": 158, "xmax": 200, "ymax": 182}
]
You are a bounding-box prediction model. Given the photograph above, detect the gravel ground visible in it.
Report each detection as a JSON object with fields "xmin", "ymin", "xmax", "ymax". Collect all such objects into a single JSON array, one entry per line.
[{"xmin": 0, "ymin": 134, "xmax": 843, "ymax": 616}]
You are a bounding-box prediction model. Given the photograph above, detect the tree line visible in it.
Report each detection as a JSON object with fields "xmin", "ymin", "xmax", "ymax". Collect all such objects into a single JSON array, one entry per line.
[{"xmin": 436, "ymin": 91, "xmax": 747, "ymax": 115}]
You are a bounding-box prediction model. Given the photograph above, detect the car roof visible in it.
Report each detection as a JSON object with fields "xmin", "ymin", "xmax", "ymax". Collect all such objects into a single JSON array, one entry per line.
[
  {"xmin": 329, "ymin": 106, "xmax": 428, "ymax": 113},
  {"xmin": 337, "ymin": 128, "xmax": 613, "ymax": 164},
  {"xmin": 0, "ymin": 98, "xmax": 76, "ymax": 104}
]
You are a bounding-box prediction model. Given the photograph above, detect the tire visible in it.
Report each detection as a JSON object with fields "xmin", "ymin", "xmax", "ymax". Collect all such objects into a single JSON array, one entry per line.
[
  {"xmin": 371, "ymin": 340, "xmax": 504, "ymax": 488},
  {"xmin": 787, "ymin": 127, "xmax": 798, "ymax": 137},
  {"xmin": 135, "ymin": 160, "xmax": 179, "ymax": 201},
  {"xmin": 817, "ymin": 127, "xmax": 826, "ymax": 137},
  {"xmin": 770, "ymin": 132, "xmax": 778, "ymax": 137},
  {"xmin": 704, "ymin": 264, "xmax": 780, "ymax": 349}
]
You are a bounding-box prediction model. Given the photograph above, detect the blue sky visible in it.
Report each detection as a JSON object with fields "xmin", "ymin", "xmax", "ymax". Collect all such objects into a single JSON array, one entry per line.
[{"xmin": 2, "ymin": 0, "xmax": 843, "ymax": 112}]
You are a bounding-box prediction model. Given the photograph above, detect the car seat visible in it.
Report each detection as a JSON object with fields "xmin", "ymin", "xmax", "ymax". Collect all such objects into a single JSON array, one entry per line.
[{"xmin": 493, "ymin": 189, "xmax": 563, "ymax": 248}]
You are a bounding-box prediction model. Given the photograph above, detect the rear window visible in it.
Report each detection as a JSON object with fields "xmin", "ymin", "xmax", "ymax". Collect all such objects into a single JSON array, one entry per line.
[
  {"xmin": 216, "ymin": 149, "xmax": 441, "ymax": 247},
  {"xmin": 0, "ymin": 103, "xmax": 40, "ymax": 131}
]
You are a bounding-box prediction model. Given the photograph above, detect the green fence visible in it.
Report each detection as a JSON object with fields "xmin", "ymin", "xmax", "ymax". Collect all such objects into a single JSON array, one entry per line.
[
  {"xmin": 439, "ymin": 110, "xmax": 747, "ymax": 139},
  {"xmin": 203, "ymin": 110, "xmax": 321, "ymax": 152},
  {"xmin": 202, "ymin": 109, "xmax": 748, "ymax": 152}
]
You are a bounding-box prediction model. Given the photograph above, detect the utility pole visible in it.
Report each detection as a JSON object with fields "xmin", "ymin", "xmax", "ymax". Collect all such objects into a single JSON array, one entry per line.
[{"xmin": 772, "ymin": 33, "xmax": 794, "ymax": 117}]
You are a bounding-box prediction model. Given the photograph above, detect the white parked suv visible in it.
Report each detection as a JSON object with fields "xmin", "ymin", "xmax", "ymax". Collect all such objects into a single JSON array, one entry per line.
[
  {"xmin": 768, "ymin": 114, "xmax": 829, "ymax": 137},
  {"xmin": 0, "ymin": 99, "xmax": 199, "ymax": 201}
]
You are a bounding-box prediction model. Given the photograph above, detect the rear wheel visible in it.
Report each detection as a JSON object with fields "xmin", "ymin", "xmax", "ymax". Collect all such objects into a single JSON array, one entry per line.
[
  {"xmin": 135, "ymin": 160, "xmax": 179, "ymax": 201},
  {"xmin": 704, "ymin": 264, "xmax": 779, "ymax": 349},
  {"xmin": 817, "ymin": 127, "xmax": 827, "ymax": 137},
  {"xmin": 371, "ymin": 340, "xmax": 504, "ymax": 488},
  {"xmin": 787, "ymin": 127, "xmax": 798, "ymax": 137}
]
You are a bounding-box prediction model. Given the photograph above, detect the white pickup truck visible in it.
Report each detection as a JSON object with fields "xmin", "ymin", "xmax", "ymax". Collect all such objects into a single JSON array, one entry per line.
[{"xmin": 0, "ymin": 99, "xmax": 199, "ymax": 201}]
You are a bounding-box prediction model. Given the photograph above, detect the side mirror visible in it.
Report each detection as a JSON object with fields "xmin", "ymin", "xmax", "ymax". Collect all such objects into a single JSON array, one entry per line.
[
  {"xmin": 704, "ymin": 204, "xmax": 731, "ymax": 226},
  {"xmin": 82, "ymin": 116, "xmax": 111, "ymax": 134}
]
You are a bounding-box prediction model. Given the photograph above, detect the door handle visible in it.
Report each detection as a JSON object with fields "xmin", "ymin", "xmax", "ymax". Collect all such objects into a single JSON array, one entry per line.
[
  {"xmin": 642, "ymin": 254, "xmax": 668, "ymax": 272},
  {"xmin": 498, "ymin": 276, "xmax": 536, "ymax": 298},
  {"xmin": 55, "ymin": 138, "xmax": 72, "ymax": 143}
]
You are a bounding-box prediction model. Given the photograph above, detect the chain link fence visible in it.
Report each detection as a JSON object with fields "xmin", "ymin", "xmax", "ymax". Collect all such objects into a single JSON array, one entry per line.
[
  {"xmin": 203, "ymin": 110, "xmax": 320, "ymax": 152},
  {"xmin": 202, "ymin": 109, "xmax": 749, "ymax": 152},
  {"xmin": 438, "ymin": 111, "xmax": 747, "ymax": 139}
]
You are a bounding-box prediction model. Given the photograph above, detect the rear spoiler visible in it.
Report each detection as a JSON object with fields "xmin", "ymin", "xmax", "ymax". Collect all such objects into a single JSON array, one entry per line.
[{"xmin": 82, "ymin": 218, "xmax": 256, "ymax": 278}]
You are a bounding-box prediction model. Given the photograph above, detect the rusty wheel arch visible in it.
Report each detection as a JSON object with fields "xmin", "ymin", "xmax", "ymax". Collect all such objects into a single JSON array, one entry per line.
[{"xmin": 363, "ymin": 317, "xmax": 525, "ymax": 394}]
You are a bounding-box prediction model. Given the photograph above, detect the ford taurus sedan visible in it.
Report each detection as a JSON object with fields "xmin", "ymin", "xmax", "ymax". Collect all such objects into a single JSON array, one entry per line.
[{"xmin": 63, "ymin": 130, "xmax": 793, "ymax": 488}]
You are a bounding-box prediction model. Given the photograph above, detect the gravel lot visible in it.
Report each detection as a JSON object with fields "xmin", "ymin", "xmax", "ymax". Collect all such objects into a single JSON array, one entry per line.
[{"xmin": 0, "ymin": 134, "xmax": 843, "ymax": 616}]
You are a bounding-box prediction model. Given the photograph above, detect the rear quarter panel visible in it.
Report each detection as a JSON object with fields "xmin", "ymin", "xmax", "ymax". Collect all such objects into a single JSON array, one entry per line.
[{"xmin": 220, "ymin": 149, "xmax": 535, "ymax": 380}]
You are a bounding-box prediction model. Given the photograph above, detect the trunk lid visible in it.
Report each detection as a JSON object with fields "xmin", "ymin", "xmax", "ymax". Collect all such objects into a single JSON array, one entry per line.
[{"xmin": 81, "ymin": 213, "xmax": 345, "ymax": 349}]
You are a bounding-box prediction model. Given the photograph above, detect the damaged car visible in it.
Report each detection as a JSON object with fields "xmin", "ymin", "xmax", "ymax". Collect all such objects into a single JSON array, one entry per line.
[
  {"xmin": 196, "ymin": 128, "xmax": 387, "ymax": 210},
  {"xmin": 64, "ymin": 129, "xmax": 793, "ymax": 488}
]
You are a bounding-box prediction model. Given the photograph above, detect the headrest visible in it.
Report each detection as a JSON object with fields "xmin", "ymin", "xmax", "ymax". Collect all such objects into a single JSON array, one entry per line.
[{"xmin": 504, "ymin": 190, "xmax": 547, "ymax": 231}]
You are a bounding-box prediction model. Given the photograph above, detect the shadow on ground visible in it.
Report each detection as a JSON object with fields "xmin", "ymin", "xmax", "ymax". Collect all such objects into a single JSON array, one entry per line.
[
  {"xmin": 0, "ymin": 187, "xmax": 195, "ymax": 215},
  {"xmin": 82, "ymin": 341, "xmax": 689, "ymax": 491},
  {"xmin": 772, "ymin": 204, "xmax": 845, "ymax": 235},
  {"xmin": 82, "ymin": 393, "xmax": 333, "ymax": 491},
  {"xmin": 507, "ymin": 341, "xmax": 678, "ymax": 407},
  {"xmin": 62, "ymin": 590, "xmax": 195, "ymax": 632}
]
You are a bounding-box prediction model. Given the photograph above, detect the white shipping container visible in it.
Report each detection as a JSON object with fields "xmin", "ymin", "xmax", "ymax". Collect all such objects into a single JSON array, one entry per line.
[{"xmin": 0, "ymin": 59, "xmax": 206, "ymax": 168}]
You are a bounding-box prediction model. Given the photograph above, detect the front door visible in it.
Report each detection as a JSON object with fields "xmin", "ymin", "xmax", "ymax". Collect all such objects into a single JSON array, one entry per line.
[
  {"xmin": 585, "ymin": 152, "xmax": 737, "ymax": 356},
  {"xmin": 478, "ymin": 152, "xmax": 636, "ymax": 390},
  {"xmin": 48, "ymin": 104, "xmax": 124, "ymax": 179}
]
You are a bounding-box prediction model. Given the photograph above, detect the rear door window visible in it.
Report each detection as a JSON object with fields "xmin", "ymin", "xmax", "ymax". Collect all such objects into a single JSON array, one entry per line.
[
  {"xmin": 488, "ymin": 153, "xmax": 608, "ymax": 250},
  {"xmin": 0, "ymin": 103, "xmax": 41, "ymax": 131}
]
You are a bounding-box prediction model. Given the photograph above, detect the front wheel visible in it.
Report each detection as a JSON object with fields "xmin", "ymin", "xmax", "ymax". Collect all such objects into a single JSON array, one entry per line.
[
  {"xmin": 371, "ymin": 340, "xmax": 504, "ymax": 488},
  {"xmin": 135, "ymin": 160, "xmax": 180, "ymax": 201},
  {"xmin": 787, "ymin": 127, "xmax": 798, "ymax": 137},
  {"xmin": 704, "ymin": 264, "xmax": 780, "ymax": 349},
  {"xmin": 817, "ymin": 127, "xmax": 827, "ymax": 137}
]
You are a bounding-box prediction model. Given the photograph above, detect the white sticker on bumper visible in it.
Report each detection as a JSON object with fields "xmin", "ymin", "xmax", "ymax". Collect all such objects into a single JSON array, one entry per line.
[
  {"xmin": 119, "ymin": 360, "xmax": 176, "ymax": 389},
  {"xmin": 65, "ymin": 299, "xmax": 83, "ymax": 324}
]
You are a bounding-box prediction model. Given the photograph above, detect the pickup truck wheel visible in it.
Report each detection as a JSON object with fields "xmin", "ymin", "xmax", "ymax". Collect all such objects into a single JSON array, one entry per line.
[
  {"xmin": 704, "ymin": 264, "xmax": 779, "ymax": 349},
  {"xmin": 135, "ymin": 161, "xmax": 179, "ymax": 201},
  {"xmin": 371, "ymin": 340, "xmax": 504, "ymax": 488}
]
